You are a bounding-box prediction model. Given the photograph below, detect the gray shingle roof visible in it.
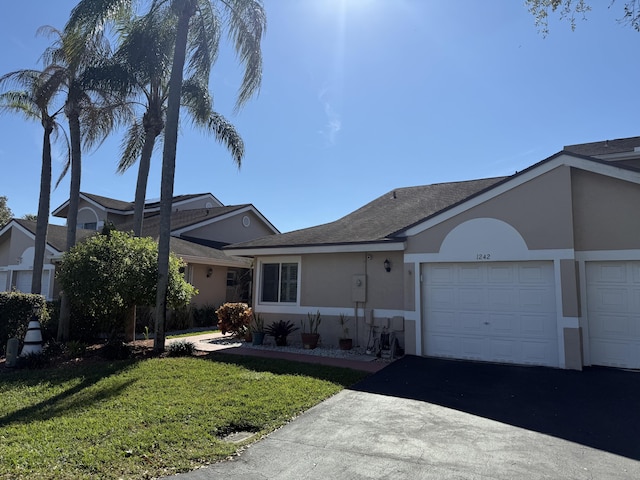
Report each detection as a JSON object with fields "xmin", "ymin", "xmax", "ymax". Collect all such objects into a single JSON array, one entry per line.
[
  {"xmin": 14, "ymin": 219, "xmax": 97, "ymax": 252},
  {"xmin": 228, "ymin": 177, "xmax": 506, "ymax": 249},
  {"xmin": 564, "ymin": 136, "xmax": 640, "ymax": 157},
  {"xmin": 169, "ymin": 237, "xmax": 251, "ymax": 266},
  {"xmin": 114, "ymin": 205, "xmax": 249, "ymax": 236}
]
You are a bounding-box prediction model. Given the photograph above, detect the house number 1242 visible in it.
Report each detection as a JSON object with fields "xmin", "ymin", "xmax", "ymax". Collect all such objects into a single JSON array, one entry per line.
[{"xmin": 476, "ymin": 253, "xmax": 491, "ymax": 260}]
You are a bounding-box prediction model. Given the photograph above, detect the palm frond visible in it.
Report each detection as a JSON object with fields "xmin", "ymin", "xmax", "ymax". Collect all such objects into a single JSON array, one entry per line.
[
  {"xmin": 118, "ymin": 119, "xmax": 146, "ymax": 173},
  {"xmin": 181, "ymin": 77, "xmax": 212, "ymax": 123},
  {"xmin": 207, "ymin": 111, "xmax": 244, "ymax": 167},
  {"xmin": 221, "ymin": 0, "xmax": 266, "ymax": 111}
]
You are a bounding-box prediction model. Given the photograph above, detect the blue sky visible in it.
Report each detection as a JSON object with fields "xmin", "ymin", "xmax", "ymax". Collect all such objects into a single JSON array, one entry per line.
[{"xmin": 1, "ymin": 1, "xmax": 639, "ymax": 233}]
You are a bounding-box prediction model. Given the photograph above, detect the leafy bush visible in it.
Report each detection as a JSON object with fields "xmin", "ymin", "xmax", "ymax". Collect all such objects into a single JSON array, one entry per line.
[
  {"xmin": 57, "ymin": 231, "xmax": 197, "ymax": 338},
  {"xmin": 65, "ymin": 340, "xmax": 87, "ymax": 358},
  {"xmin": 0, "ymin": 292, "xmax": 49, "ymax": 354},
  {"xmin": 167, "ymin": 340, "xmax": 195, "ymax": 357},
  {"xmin": 215, "ymin": 303, "xmax": 252, "ymax": 337},
  {"xmin": 192, "ymin": 303, "xmax": 218, "ymax": 328}
]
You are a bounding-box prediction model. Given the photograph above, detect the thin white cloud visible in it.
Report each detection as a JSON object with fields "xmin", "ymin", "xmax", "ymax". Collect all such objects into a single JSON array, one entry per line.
[{"xmin": 318, "ymin": 88, "xmax": 342, "ymax": 146}]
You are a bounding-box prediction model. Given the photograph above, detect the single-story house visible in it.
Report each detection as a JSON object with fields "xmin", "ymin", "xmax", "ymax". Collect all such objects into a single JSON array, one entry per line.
[
  {"xmin": 0, "ymin": 192, "xmax": 278, "ymax": 307},
  {"xmin": 225, "ymin": 136, "xmax": 640, "ymax": 370}
]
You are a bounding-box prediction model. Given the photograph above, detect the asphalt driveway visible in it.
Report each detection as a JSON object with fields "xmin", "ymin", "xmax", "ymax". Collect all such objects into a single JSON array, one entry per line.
[{"xmin": 169, "ymin": 356, "xmax": 640, "ymax": 479}]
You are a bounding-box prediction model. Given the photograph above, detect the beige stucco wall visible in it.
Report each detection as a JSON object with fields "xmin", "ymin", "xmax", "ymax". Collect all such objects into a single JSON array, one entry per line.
[
  {"xmin": 183, "ymin": 211, "xmax": 274, "ymax": 245},
  {"xmin": 0, "ymin": 227, "xmax": 33, "ymax": 266},
  {"xmin": 572, "ymin": 169, "xmax": 640, "ymax": 251},
  {"xmin": 190, "ymin": 264, "xmax": 228, "ymax": 307},
  {"xmin": 300, "ymin": 251, "xmax": 404, "ymax": 310},
  {"xmin": 406, "ymin": 166, "xmax": 575, "ymax": 254},
  {"xmin": 560, "ymin": 259, "xmax": 580, "ymax": 318}
]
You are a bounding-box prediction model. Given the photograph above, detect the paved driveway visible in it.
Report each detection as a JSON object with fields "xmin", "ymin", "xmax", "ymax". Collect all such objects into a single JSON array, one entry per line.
[{"xmin": 169, "ymin": 356, "xmax": 640, "ymax": 479}]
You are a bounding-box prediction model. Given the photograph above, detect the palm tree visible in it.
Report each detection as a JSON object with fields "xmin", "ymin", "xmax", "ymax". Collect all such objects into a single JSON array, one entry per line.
[
  {"xmin": 39, "ymin": 26, "xmax": 132, "ymax": 340},
  {"xmin": 109, "ymin": 7, "xmax": 244, "ymax": 236},
  {"xmin": 68, "ymin": 0, "xmax": 265, "ymax": 351},
  {"xmin": 0, "ymin": 68, "xmax": 69, "ymax": 296}
]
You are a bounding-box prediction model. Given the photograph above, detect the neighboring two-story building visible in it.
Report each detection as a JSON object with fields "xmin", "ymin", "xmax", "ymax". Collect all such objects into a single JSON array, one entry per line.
[{"xmin": 0, "ymin": 192, "xmax": 278, "ymax": 307}]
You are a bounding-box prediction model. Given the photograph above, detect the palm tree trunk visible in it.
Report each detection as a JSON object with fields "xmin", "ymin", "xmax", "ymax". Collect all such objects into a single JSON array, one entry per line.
[
  {"xmin": 31, "ymin": 122, "xmax": 53, "ymax": 295},
  {"xmin": 154, "ymin": 0, "xmax": 195, "ymax": 352},
  {"xmin": 58, "ymin": 109, "xmax": 82, "ymax": 342},
  {"xmin": 132, "ymin": 132, "xmax": 156, "ymax": 236}
]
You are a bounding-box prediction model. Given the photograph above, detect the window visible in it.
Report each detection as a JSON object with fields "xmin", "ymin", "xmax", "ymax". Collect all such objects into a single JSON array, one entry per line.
[
  {"xmin": 77, "ymin": 222, "xmax": 98, "ymax": 230},
  {"xmin": 261, "ymin": 262, "xmax": 298, "ymax": 303}
]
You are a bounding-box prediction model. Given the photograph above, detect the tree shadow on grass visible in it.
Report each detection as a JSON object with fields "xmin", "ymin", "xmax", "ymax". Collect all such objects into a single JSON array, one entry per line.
[
  {"xmin": 351, "ymin": 355, "xmax": 640, "ymax": 461},
  {"xmin": 0, "ymin": 360, "xmax": 136, "ymax": 428},
  {"xmin": 206, "ymin": 351, "xmax": 368, "ymax": 387}
]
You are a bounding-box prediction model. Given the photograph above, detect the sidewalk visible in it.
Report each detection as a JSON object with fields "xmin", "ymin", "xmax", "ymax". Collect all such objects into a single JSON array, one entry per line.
[{"xmin": 166, "ymin": 331, "xmax": 390, "ymax": 373}]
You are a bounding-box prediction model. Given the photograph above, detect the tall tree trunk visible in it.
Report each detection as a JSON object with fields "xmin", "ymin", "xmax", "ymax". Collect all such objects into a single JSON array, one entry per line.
[
  {"xmin": 58, "ymin": 109, "xmax": 82, "ymax": 342},
  {"xmin": 132, "ymin": 130, "xmax": 157, "ymax": 237},
  {"xmin": 154, "ymin": 0, "xmax": 195, "ymax": 352},
  {"xmin": 31, "ymin": 121, "xmax": 53, "ymax": 296}
]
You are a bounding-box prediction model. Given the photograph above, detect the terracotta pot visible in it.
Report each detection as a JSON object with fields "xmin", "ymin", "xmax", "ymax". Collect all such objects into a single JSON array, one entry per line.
[
  {"xmin": 301, "ymin": 333, "xmax": 320, "ymax": 349},
  {"xmin": 339, "ymin": 338, "xmax": 353, "ymax": 351}
]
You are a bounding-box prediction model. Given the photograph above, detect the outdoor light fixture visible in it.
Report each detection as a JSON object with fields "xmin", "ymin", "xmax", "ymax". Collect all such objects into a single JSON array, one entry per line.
[
  {"xmin": 384, "ymin": 259, "xmax": 391, "ymax": 272},
  {"xmin": 206, "ymin": 268, "xmax": 213, "ymax": 278}
]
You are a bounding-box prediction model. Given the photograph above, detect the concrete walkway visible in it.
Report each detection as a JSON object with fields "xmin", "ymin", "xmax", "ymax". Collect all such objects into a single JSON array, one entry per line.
[
  {"xmin": 167, "ymin": 331, "xmax": 389, "ymax": 373},
  {"xmin": 166, "ymin": 355, "xmax": 640, "ymax": 479}
]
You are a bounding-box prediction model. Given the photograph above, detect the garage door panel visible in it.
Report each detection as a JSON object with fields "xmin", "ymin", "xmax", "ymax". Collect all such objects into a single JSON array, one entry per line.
[
  {"xmin": 587, "ymin": 261, "xmax": 640, "ymax": 368},
  {"xmin": 430, "ymin": 265, "xmax": 455, "ymax": 284},
  {"xmin": 521, "ymin": 340, "xmax": 556, "ymax": 366},
  {"xmin": 521, "ymin": 314, "xmax": 554, "ymax": 338},
  {"xmin": 428, "ymin": 311, "xmax": 458, "ymax": 332},
  {"xmin": 488, "ymin": 313, "xmax": 518, "ymax": 335},
  {"xmin": 519, "ymin": 265, "xmax": 547, "ymax": 283},
  {"xmin": 459, "ymin": 288, "xmax": 485, "ymax": 309},
  {"xmin": 459, "ymin": 265, "xmax": 483, "ymax": 283},
  {"xmin": 460, "ymin": 337, "xmax": 484, "ymax": 359},
  {"xmin": 489, "ymin": 338, "xmax": 518, "ymax": 362},
  {"xmin": 423, "ymin": 262, "xmax": 558, "ymax": 367},
  {"xmin": 488, "ymin": 288, "xmax": 516, "ymax": 310},
  {"xmin": 519, "ymin": 288, "xmax": 554, "ymax": 311},
  {"xmin": 589, "ymin": 287, "xmax": 628, "ymax": 313},
  {"xmin": 487, "ymin": 265, "xmax": 514, "ymax": 283},
  {"xmin": 430, "ymin": 287, "xmax": 456, "ymax": 308},
  {"xmin": 459, "ymin": 312, "xmax": 486, "ymax": 333},
  {"xmin": 590, "ymin": 314, "xmax": 631, "ymax": 338}
]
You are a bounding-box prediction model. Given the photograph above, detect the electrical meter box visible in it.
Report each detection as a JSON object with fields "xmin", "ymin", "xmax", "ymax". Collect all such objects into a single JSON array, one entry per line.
[{"xmin": 352, "ymin": 274, "xmax": 366, "ymax": 302}]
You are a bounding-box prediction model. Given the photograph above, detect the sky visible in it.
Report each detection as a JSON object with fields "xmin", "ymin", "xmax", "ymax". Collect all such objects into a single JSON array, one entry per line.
[{"xmin": 1, "ymin": 1, "xmax": 639, "ymax": 234}]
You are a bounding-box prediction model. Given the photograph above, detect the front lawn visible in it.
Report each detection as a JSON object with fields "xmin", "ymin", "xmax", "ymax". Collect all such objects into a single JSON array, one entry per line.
[{"xmin": 0, "ymin": 354, "xmax": 367, "ymax": 479}]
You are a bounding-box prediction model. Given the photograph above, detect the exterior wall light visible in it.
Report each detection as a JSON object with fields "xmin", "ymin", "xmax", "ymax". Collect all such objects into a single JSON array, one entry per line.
[
  {"xmin": 384, "ymin": 259, "xmax": 391, "ymax": 272},
  {"xmin": 207, "ymin": 268, "xmax": 213, "ymax": 278}
]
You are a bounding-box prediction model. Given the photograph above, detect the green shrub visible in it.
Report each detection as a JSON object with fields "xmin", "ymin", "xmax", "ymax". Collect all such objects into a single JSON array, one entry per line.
[
  {"xmin": 65, "ymin": 340, "xmax": 87, "ymax": 358},
  {"xmin": 0, "ymin": 292, "xmax": 49, "ymax": 354},
  {"xmin": 192, "ymin": 303, "xmax": 218, "ymax": 328},
  {"xmin": 167, "ymin": 340, "xmax": 195, "ymax": 357}
]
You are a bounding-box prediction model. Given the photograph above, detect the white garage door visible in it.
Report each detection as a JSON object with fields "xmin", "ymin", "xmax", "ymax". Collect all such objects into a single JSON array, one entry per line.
[
  {"xmin": 423, "ymin": 262, "xmax": 558, "ymax": 367},
  {"xmin": 587, "ymin": 261, "xmax": 640, "ymax": 368}
]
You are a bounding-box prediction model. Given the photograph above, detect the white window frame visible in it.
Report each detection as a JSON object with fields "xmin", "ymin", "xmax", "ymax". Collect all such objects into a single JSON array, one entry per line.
[{"xmin": 256, "ymin": 256, "xmax": 301, "ymax": 307}]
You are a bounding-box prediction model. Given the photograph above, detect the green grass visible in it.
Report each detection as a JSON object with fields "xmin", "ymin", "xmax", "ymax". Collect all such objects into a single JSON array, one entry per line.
[
  {"xmin": 0, "ymin": 354, "xmax": 367, "ymax": 479},
  {"xmin": 166, "ymin": 329, "xmax": 219, "ymax": 339}
]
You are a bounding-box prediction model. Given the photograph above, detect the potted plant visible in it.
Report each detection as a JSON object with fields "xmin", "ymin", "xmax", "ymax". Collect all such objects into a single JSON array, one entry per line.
[
  {"xmin": 338, "ymin": 314, "xmax": 353, "ymax": 350},
  {"xmin": 301, "ymin": 310, "xmax": 321, "ymax": 349},
  {"xmin": 251, "ymin": 312, "xmax": 266, "ymax": 346},
  {"xmin": 265, "ymin": 320, "xmax": 298, "ymax": 347}
]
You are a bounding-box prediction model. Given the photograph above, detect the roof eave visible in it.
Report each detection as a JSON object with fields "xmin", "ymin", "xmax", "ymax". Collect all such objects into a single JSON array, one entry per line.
[{"xmin": 224, "ymin": 239, "xmax": 406, "ymax": 257}]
